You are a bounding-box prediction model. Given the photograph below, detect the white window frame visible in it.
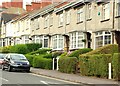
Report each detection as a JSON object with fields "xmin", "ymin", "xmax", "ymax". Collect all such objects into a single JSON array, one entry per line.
[
  {"xmin": 66, "ymin": 10, "xmax": 70, "ymax": 24},
  {"xmin": 102, "ymin": 3, "xmax": 110, "ymax": 20},
  {"xmin": 49, "ymin": 14, "xmax": 53, "ymax": 26},
  {"xmin": 95, "ymin": 31, "xmax": 112, "ymax": 49},
  {"xmin": 116, "ymin": 1, "xmax": 120, "ymax": 16},
  {"xmin": 87, "ymin": 3, "xmax": 92, "ymax": 19},
  {"xmin": 58, "ymin": 13, "xmax": 63, "ymax": 26},
  {"xmin": 23, "ymin": 35, "xmax": 29, "ymax": 44},
  {"xmin": 77, "ymin": 7, "xmax": 83, "ymax": 23},
  {"xmin": 44, "ymin": 15, "xmax": 49, "ymax": 28},
  {"xmin": 52, "ymin": 35, "xmax": 64, "ymax": 50},
  {"xmin": 69, "ymin": 32, "xmax": 85, "ymax": 49}
]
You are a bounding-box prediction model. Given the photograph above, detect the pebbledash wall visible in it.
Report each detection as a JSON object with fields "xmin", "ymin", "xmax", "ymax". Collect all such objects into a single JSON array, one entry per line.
[{"xmin": 0, "ymin": 0, "xmax": 120, "ymax": 51}]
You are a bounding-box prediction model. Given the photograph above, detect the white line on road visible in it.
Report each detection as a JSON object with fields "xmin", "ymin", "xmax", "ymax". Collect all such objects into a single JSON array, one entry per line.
[
  {"xmin": 0, "ymin": 77, "xmax": 8, "ymax": 82},
  {"xmin": 40, "ymin": 80, "xmax": 48, "ymax": 84},
  {"xmin": 30, "ymin": 73, "xmax": 79, "ymax": 84}
]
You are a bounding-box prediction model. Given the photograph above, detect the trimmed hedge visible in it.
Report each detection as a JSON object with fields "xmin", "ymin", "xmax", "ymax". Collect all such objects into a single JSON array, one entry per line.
[
  {"xmin": 79, "ymin": 54, "xmax": 112, "ymax": 78},
  {"xmin": 0, "ymin": 46, "xmax": 10, "ymax": 53},
  {"xmin": 27, "ymin": 48, "xmax": 51, "ymax": 55},
  {"xmin": 112, "ymin": 53, "xmax": 120, "ymax": 80},
  {"xmin": 25, "ymin": 54, "xmax": 35, "ymax": 66},
  {"xmin": 83, "ymin": 44, "xmax": 118, "ymax": 55},
  {"xmin": 25, "ymin": 54, "xmax": 52, "ymax": 68},
  {"xmin": 68, "ymin": 48, "xmax": 92, "ymax": 58},
  {"xmin": 9, "ymin": 44, "xmax": 29, "ymax": 54},
  {"xmin": 25, "ymin": 43, "xmax": 42, "ymax": 52},
  {"xmin": 0, "ymin": 43, "xmax": 42, "ymax": 54},
  {"xmin": 58, "ymin": 57, "xmax": 78, "ymax": 73},
  {"xmin": 43, "ymin": 53, "xmax": 52, "ymax": 59},
  {"xmin": 52, "ymin": 51, "xmax": 63, "ymax": 58},
  {"xmin": 33, "ymin": 55, "xmax": 52, "ymax": 70}
]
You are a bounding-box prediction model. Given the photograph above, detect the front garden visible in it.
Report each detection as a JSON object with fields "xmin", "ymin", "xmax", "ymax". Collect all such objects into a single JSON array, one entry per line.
[{"xmin": 0, "ymin": 44, "xmax": 119, "ymax": 80}]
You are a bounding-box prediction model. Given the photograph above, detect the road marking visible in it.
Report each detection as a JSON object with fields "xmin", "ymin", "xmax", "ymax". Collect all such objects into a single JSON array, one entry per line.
[
  {"xmin": 0, "ymin": 77, "xmax": 8, "ymax": 82},
  {"xmin": 40, "ymin": 80, "xmax": 48, "ymax": 84},
  {"xmin": 30, "ymin": 73, "xmax": 79, "ymax": 84}
]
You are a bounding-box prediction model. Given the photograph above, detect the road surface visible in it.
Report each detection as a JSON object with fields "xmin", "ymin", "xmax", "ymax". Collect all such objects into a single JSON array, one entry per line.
[{"xmin": 0, "ymin": 70, "xmax": 86, "ymax": 86}]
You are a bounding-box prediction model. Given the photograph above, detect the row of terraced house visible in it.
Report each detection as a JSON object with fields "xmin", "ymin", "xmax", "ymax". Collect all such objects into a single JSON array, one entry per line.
[{"xmin": 0, "ymin": 0, "xmax": 120, "ymax": 52}]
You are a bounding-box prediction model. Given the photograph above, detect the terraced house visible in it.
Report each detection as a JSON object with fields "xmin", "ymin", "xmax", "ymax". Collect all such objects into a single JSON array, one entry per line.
[{"xmin": 0, "ymin": 0, "xmax": 120, "ymax": 51}]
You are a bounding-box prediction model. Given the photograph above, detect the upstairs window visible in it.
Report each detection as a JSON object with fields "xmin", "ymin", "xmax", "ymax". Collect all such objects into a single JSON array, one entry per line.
[
  {"xmin": 87, "ymin": 3, "xmax": 92, "ymax": 19},
  {"xmin": 44, "ymin": 16, "xmax": 49, "ymax": 28},
  {"xmin": 58, "ymin": 13, "xmax": 63, "ymax": 26},
  {"xmin": 49, "ymin": 14, "xmax": 53, "ymax": 26},
  {"xmin": 66, "ymin": 10, "xmax": 70, "ymax": 24},
  {"xmin": 116, "ymin": 1, "xmax": 120, "ymax": 16},
  {"xmin": 77, "ymin": 7, "xmax": 84, "ymax": 23},
  {"xmin": 102, "ymin": 3, "xmax": 110, "ymax": 20}
]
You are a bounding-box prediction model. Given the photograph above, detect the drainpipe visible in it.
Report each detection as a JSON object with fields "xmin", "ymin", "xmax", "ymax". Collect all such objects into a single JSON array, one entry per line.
[
  {"xmin": 83, "ymin": 1, "xmax": 87, "ymax": 48},
  {"xmin": 112, "ymin": 0, "xmax": 115, "ymax": 44}
]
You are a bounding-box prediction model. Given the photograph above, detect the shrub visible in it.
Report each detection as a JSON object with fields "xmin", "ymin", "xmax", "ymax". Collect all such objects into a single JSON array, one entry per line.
[
  {"xmin": 28, "ymin": 48, "xmax": 51, "ymax": 55},
  {"xmin": 60, "ymin": 52, "xmax": 67, "ymax": 58},
  {"xmin": 68, "ymin": 48, "xmax": 92, "ymax": 58},
  {"xmin": 33, "ymin": 55, "xmax": 52, "ymax": 69},
  {"xmin": 25, "ymin": 43, "xmax": 42, "ymax": 52},
  {"xmin": 43, "ymin": 53, "xmax": 52, "ymax": 59},
  {"xmin": 83, "ymin": 44, "xmax": 118, "ymax": 55},
  {"xmin": 79, "ymin": 54, "xmax": 112, "ymax": 78},
  {"xmin": 25, "ymin": 54, "xmax": 35, "ymax": 66},
  {"xmin": 58, "ymin": 57, "xmax": 78, "ymax": 73},
  {"xmin": 0, "ymin": 46, "xmax": 10, "ymax": 53},
  {"xmin": 112, "ymin": 53, "xmax": 120, "ymax": 80},
  {"xmin": 9, "ymin": 44, "xmax": 29, "ymax": 54},
  {"xmin": 52, "ymin": 51, "xmax": 63, "ymax": 58}
]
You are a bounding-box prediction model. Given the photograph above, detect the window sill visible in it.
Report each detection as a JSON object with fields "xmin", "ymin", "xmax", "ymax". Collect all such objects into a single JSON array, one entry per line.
[
  {"xmin": 76, "ymin": 21, "xmax": 83, "ymax": 24},
  {"xmin": 44, "ymin": 27, "xmax": 47, "ymax": 29},
  {"xmin": 66, "ymin": 23, "xmax": 70, "ymax": 25},
  {"xmin": 26, "ymin": 28, "xmax": 29, "ymax": 30},
  {"xmin": 36, "ymin": 28, "xmax": 40, "ymax": 30},
  {"xmin": 86, "ymin": 18, "xmax": 92, "ymax": 21},
  {"xmin": 115, "ymin": 15, "xmax": 120, "ymax": 18},
  {"xmin": 58, "ymin": 25, "xmax": 63, "ymax": 28},
  {"xmin": 100, "ymin": 19, "xmax": 110, "ymax": 22}
]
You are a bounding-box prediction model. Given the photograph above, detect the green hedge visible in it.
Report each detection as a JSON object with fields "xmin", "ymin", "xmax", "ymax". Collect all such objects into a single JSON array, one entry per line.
[
  {"xmin": 43, "ymin": 53, "xmax": 52, "ymax": 59},
  {"xmin": 0, "ymin": 43, "xmax": 42, "ymax": 54},
  {"xmin": 33, "ymin": 56, "xmax": 52, "ymax": 70},
  {"xmin": 58, "ymin": 57, "xmax": 78, "ymax": 73},
  {"xmin": 68, "ymin": 48, "xmax": 92, "ymax": 58},
  {"xmin": 9, "ymin": 44, "xmax": 29, "ymax": 54},
  {"xmin": 79, "ymin": 54, "xmax": 112, "ymax": 78},
  {"xmin": 52, "ymin": 51, "xmax": 63, "ymax": 58},
  {"xmin": 112, "ymin": 53, "xmax": 120, "ymax": 80},
  {"xmin": 83, "ymin": 44, "xmax": 118, "ymax": 55},
  {"xmin": 25, "ymin": 54, "xmax": 52, "ymax": 69},
  {"xmin": 25, "ymin": 54, "xmax": 35, "ymax": 66},
  {"xmin": 25, "ymin": 43, "xmax": 42, "ymax": 52},
  {"xmin": 28, "ymin": 48, "xmax": 51, "ymax": 55},
  {"xmin": 0, "ymin": 46, "xmax": 10, "ymax": 53}
]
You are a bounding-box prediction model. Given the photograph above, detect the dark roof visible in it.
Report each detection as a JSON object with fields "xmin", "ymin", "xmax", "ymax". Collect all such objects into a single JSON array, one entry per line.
[{"xmin": 1, "ymin": 13, "xmax": 19, "ymax": 24}]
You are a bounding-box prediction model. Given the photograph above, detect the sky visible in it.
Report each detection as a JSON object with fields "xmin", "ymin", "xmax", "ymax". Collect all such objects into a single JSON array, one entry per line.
[
  {"xmin": 0, "ymin": 0, "xmax": 32, "ymax": 6},
  {"xmin": 0, "ymin": 0, "xmax": 32, "ymax": 9}
]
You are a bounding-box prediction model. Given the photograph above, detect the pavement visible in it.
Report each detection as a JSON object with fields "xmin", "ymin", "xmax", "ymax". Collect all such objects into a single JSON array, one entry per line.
[{"xmin": 30, "ymin": 67, "xmax": 120, "ymax": 86}]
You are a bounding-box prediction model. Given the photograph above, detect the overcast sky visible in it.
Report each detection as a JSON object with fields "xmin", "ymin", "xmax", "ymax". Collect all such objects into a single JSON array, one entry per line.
[{"xmin": 0, "ymin": 0, "xmax": 32, "ymax": 6}]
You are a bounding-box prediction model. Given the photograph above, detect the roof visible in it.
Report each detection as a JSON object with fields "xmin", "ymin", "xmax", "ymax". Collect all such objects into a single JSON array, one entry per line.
[{"xmin": 1, "ymin": 13, "xmax": 19, "ymax": 24}]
